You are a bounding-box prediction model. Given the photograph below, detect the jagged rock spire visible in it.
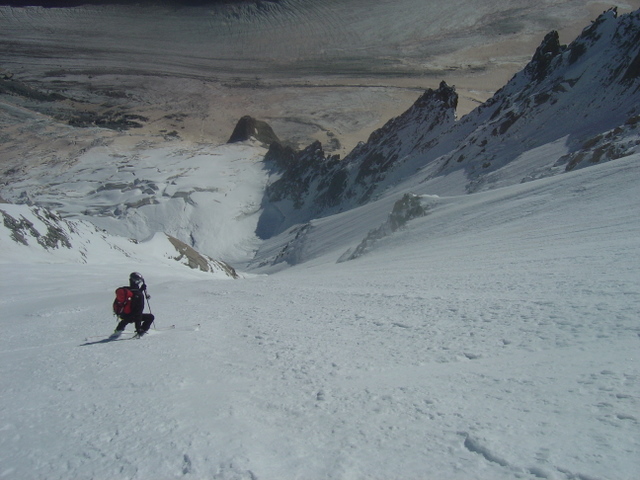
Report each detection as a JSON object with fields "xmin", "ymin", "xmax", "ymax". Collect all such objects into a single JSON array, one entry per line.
[{"xmin": 524, "ymin": 30, "xmax": 565, "ymax": 82}]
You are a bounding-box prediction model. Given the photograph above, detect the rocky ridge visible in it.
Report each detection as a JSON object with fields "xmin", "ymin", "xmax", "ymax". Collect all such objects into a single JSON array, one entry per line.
[{"xmin": 259, "ymin": 8, "xmax": 640, "ymax": 238}]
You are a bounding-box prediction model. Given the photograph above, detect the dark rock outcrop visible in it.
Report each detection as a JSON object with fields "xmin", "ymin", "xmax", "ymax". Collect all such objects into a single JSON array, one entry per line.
[
  {"xmin": 524, "ymin": 31, "xmax": 565, "ymax": 82},
  {"xmin": 228, "ymin": 115, "xmax": 280, "ymax": 146},
  {"xmin": 343, "ymin": 80, "xmax": 458, "ymax": 199}
]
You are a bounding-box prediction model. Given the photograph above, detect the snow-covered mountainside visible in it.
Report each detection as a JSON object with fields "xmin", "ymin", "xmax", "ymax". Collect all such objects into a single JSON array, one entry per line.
[
  {"xmin": 1, "ymin": 4, "xmax": 640, "ymax": 480},
  {"xmin": 2, "ymin": 151, "xmax": 639, "ymax": 480},
  {"xmin": 1, "ymin": 140, "xmax": 269, "ymax": 264},
  {"xmin": 0, "ymin": 202, "xmax": 239, "ymax": 277},
  {"xmin": 262, "ymin": 8, "xmax": 640, "ymax": 237},
  {"xmin": 2, "ymin": 9, "xmax": 639, "ymax": 270},
  {"xmin": 0, "ymin": 8, "xmax": 639, "ymax": 271}
]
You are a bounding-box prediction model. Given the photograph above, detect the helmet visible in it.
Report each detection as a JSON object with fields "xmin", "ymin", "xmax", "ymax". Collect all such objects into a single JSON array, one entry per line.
[{"xmin": 129, "ymin": 272, "xmax": 144, "ymax": 288}]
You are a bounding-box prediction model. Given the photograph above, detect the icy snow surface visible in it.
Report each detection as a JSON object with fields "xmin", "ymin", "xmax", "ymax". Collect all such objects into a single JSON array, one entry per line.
[{"xmin": 1, "ymin": 153, "xmax": 639, "ymax": 479}]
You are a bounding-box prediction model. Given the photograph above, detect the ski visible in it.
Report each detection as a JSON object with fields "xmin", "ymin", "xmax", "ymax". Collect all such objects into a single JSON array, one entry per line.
[
  {"xmin": 83, "ymin": 323, "xmax": 199, "ymax": 344},
  {"xmin": 84, "ymin": 331, "xmax": 135, "ymax": 341},
  {"xmin": 81, "ymin": 332, "xmax": 136, "ymax": 345},
  {"xmin": 131, "ymin": 323, "xmax": 200, "ymax": 339},
  {"xmin": 131, "ymin": 327, "xmax": 168, "ymax": 339},
  {"xmin": 85, "ymin": 324, "xmax": 176, "ymax": 341}
]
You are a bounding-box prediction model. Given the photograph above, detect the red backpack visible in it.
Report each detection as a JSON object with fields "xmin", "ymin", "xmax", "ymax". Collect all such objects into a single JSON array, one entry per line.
[{"xmin": 113, "ymin": 287, "xmax": 135, "ymax": 316}]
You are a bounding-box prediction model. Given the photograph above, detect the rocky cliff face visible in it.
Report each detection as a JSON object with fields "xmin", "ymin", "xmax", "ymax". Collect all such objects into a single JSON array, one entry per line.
[
  {"xmin": 417, "ymin": 7, "xmax": 640, "ymax": 192},
  {"xmin": 341, "ymin": 81, "xmax": 458, "ymax": 203},
  {"xmin": 260, "ymin": 8, "xmax": 640, "ymax": 237},
  {"xmin": 259, "ymin": 81, "xmax": 458, "ymax": 236}
]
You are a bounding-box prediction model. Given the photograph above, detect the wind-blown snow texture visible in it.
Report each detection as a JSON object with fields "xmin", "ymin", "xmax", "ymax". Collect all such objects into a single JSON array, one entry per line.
[
  {"xmin": 1, "ymin": 4, "xmax": 640, "ymax": 480},
  {"xmin": 2, "ymin": 154, "xmax": 639, "ymax": 480}
]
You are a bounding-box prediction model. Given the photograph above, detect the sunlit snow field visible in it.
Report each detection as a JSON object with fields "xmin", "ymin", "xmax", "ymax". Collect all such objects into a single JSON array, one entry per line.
[{"xmin": 2, "ymin": 152, "xmax": 639, "ymax": 479}]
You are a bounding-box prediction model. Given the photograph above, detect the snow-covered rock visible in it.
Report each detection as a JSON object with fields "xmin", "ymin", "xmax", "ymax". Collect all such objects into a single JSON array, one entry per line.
[
  {"xmin": 1, "ymin": 141, "xmax": 269, "ymax": 263},
  {"xmin": 338, "ymin": 193, "xmax": 439, "ymax": 263}
]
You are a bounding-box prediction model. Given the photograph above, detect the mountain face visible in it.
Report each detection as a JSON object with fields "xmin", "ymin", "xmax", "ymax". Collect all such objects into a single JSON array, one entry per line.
[
  {"xmin": 259, "ymin": 82, "xmax": 458, "ymax": 237},
  {"xmin": 1, "ymin": 7, "xmax": 639, "ymax": 271},
  {"xmin": 259, "ymin": 8, "xmax": 640, "ymax": 238},
  {"xmin": 0, "ymin": 203, "xmax": 239, "ymax": 277}
]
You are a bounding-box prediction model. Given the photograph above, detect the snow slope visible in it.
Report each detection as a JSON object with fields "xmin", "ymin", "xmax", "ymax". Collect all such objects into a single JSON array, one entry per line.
[
  {"xmin": 2, "ymin": 140, "xmax": 269, "ymax": 262},
  {"xmin": 1, "ymin": 153, "xmax": 639, "ymax": 479}
]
